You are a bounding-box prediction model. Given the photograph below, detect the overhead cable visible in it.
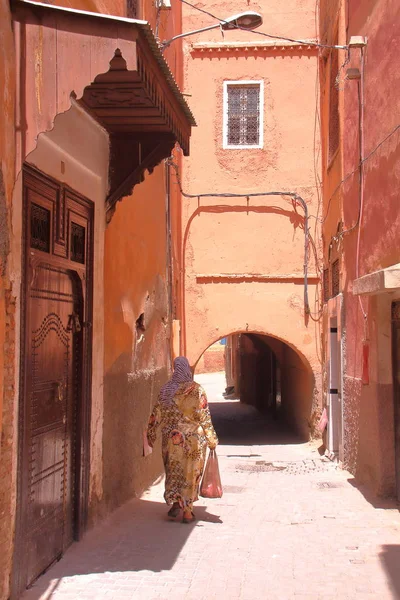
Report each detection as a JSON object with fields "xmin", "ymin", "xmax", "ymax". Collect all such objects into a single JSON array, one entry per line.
[
  {"xmin": 179, "ymin": 0, "xmax": 348, "ymax": 49},
  {"xmin": 321, "ymin": 122, "xmax": 400, "ymax": 227},
  {"xmin": 166, "ymin": 159, "xmax": 313, "ymax": 317}
]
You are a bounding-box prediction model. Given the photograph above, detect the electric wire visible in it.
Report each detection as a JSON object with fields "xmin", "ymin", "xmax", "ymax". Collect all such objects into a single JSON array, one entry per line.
[
  {"xmin": 319, "ymin": 121, "xmax": 400, "ymax": 227},
  {"xmin": 166, "ymin": 158, "xmax": 316, "ymax": 317},
  {"xmin": 179, "ymin": 0, "xmax": 347, "ymax": 49}
]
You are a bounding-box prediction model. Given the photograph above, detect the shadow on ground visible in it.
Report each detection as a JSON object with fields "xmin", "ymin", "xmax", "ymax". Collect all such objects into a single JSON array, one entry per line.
[
  {"xmin": 347, "ymin": 478, "xmax": 400, "ymax": 511},
  {"xmin": 23, "ymin": 500, "xmax": 222, "ymax": 599},
  {"xmin": 209, "ymin": 399, "xmax": 302, "ymax": 446},
  {"xmin": 380, "ymin": 545, "xmax": 400, "ymax": 599}
]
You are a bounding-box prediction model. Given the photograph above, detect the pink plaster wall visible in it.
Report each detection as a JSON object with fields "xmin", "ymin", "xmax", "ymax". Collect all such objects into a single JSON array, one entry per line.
[
  {"xmin": 321, "ymin": 0, "xmax": 400, "ymax": 495},
  {"xmin": 180, "ymin": 0, "xmax": 322, "ymax": 433},
  {"xmin": 343, "ymin": 0, "xmax": 400, "ymax": 495}
]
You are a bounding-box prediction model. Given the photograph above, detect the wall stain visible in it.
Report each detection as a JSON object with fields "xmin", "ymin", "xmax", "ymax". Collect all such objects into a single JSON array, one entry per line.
[
  {"xmin": 34, "ymin": 26, "xmax": 43, "ymax": 114},
  {"xmin": 0, "ymin": 168, "xmax": 9, "ymax": 276}
]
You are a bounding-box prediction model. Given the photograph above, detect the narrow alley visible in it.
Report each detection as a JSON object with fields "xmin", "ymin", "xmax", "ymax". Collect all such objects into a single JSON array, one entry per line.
[{"xmin": 22, "ymin": 373, "xmax": 400, "ymax": 600}]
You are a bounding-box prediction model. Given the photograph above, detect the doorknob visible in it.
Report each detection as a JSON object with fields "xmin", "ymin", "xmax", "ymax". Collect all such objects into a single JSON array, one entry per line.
[
  {"xmin": 55, "ymin": 381, "xmax": 65, "ymax": 403},
  {"xmin": 67, "ymin": 312, "xmax": 82, "ymax": 333}
]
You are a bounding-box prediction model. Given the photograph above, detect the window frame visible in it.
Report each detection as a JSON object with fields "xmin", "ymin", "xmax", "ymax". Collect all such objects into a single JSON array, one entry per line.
[{"xmin": 223, "ymin": 80, "xmax": 264, "ymax": 150}]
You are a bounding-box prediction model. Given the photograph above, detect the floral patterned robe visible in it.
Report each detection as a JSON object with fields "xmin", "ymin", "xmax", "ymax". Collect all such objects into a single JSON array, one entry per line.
[{"xmin": 147, "ymin": 382, "xmax": 218, "ymax": 510}]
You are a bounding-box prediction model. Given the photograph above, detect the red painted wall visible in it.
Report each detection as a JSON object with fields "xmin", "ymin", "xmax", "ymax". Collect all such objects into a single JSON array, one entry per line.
[{"xmin": 321, "ymin": 0, "xmax": 400, "ymax": 495}]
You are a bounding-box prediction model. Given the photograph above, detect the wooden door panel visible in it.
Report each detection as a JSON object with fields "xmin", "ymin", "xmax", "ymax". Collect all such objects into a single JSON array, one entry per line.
[
  {"xmin": 28, "ymin": 512, "xmax": 64, "ymax": 586},
  {"xmin": 27, "ymin": 262, "xmax": 76, "ymax": 584},
  {"xmin": 15, "ymin": 165, "xmax": 93, "ymax": 597}
]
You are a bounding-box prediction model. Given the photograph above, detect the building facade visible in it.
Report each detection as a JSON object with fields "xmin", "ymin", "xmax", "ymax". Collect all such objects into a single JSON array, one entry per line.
[
  {"xmin": 320, "ymin": 0, "xmax": 400, "ymax": 497},
  {"xmin": 0, "ymin": 0, "xmax": 193, "ymax": 597},
  {"xmin": 178, "ymin": 0, "xmax": 323, "ymax": 438}
]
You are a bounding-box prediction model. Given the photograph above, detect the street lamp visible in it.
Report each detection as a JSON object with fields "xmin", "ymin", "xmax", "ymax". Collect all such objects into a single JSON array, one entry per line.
[{"xmin": 161, "ymin": 11, "xmax": 263, "ymax": 50}]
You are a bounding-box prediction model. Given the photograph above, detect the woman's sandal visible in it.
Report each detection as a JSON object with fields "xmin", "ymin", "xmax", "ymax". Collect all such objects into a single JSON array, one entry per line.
[
  {"xmin": 182, "ymin": 511, "xmax": 196, "ymax": 524},
  {"xmin": 167, "ymin": 503, "xmax": 181, "ymax": 518}
]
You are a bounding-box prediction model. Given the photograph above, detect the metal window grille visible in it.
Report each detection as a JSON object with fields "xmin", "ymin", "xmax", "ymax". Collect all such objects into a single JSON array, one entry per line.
[
  {"xmin": 227, "ymin": 85, "xmax": 260, "ymax": 146},
  {"xmin": 30, "ymin": 203, "xmax": 51, "ymax": 252},
  {"xmin": 323, "ymin": 268, "xmax": 330, "ymax": 303},
  {"xmin": 71, "ymin": 222, "xmax": 86, "ymax": 264},
  {"xmin": 328, "ymin": 46, "xmax": 340, "ymax": 161},
  {"xmin": 126, "ymin": 0, "xmax": 138, "ymax": 17},
  {"xmin": 331, "ymin": 259, "xmax": 340, "ymax": 297}
]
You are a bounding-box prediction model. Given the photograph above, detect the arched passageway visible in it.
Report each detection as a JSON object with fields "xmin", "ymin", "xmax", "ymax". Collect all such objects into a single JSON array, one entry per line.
[{"xmin": 194, "ymin": 333, "xmax": 314, "ymax": 445}]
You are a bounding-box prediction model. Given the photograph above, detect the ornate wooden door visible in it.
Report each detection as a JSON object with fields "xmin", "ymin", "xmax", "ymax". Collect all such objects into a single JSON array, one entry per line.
[
  {"xmin": 16, "ymin": 166, "xmax": 93, "ymax": 593},
  {"xmin": 392, "ymin": 301, "xmax": 400, "ymax": 502}
]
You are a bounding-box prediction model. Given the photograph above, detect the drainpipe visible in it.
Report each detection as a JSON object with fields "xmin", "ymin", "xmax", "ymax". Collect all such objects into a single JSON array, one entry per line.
[
  {"xmin": 165, "ymin": 159, "xmax": 173, "ymax": 370},
  {"xmin": 355, "ymin": 46, "xmax": 368, "ymax": 335}
]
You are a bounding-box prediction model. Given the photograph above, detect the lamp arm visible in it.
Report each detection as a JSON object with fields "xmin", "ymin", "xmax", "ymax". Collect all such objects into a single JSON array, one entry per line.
[{"xmin": 162, "ymin": 22, "xmax": 221, "ymax": 49}]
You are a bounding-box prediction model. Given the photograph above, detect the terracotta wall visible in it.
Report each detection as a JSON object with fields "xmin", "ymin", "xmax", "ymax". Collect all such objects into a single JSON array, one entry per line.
[
  {"xmin": 98, "ymin": 0, "xmax": 185, "ymax": 517},
  {"xmin": 180, "ymin": 0, "xmax": 322, "ymax": 435},
  {"xmin": 102, "ymin": 167, "xmax": 171, "ymax": 515},
  {"xmin": 320, "ymin": 0, "xmax": 400, "ymax": 494},
  {"xmin": 0, "ymin": 1, "xmax": 16, "ymax": 597}
]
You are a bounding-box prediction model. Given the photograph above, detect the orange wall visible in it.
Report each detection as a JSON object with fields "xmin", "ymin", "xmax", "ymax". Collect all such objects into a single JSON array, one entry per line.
[
  {"xmin": 102, "ymin": 163, "xmax": 172, "ymax": 513},
  {"xmin": 0, "ymin": 0, "xmax": 16, "ymax": 439},
  {"xmin": 0, "ymin": 2, "xmax": 16, "ymax": 597},
  {"xmin": 180, "ymin": 0, "xmax": 322, "ymax": 428},
  {"xmin": 104, "ymin": 168, "xmax": 169, "ymax": 375}
]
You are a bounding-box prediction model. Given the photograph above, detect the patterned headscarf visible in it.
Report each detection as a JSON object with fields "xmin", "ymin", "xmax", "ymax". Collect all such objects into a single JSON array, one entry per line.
[{"xmin": 160, "ymin": 357, "xmax": 193, "ymax": 404}]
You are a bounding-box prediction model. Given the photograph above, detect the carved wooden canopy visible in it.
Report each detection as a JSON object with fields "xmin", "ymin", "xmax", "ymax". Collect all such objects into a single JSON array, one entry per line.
[
  {"xmin": 79, "ymin": 47, "xmax": 191, "ymax": 219},
  {"xmin": 12, "ymin": 0, "xmax": 195, "ymax": 220}
]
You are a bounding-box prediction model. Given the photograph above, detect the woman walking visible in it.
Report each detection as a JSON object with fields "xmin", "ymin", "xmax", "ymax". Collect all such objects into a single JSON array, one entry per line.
[{"xmin": 147, "ymin": 357, "xmax": 218, "ymax": 523}]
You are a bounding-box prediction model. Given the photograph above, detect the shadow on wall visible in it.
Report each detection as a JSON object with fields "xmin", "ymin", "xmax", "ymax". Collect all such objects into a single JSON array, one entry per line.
[
  {"xmin": 21, "ymin": 498, "xmax": 222, "ymax": 599},
  {"xmin": 380, "ymin": 545, "xmax": 400, "ymax": 599}
]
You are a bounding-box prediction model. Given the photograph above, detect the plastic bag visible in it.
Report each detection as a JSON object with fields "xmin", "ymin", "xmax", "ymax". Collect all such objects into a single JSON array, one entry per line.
[{"xmin": 200, "ymin": 449, "xmax": 223, "ymax": 498}]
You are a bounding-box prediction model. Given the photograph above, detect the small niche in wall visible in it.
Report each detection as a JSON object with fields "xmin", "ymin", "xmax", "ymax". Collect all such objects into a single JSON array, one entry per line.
[{"xmin": 136, "ymin": 312, "xmax": 145, "ymax": 333}]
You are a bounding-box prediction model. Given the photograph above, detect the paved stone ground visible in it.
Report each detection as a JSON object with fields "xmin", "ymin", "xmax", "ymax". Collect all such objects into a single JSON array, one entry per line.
[{"xmin": 22, "ymin": 373, "xmax": 400, "ymax": 600}]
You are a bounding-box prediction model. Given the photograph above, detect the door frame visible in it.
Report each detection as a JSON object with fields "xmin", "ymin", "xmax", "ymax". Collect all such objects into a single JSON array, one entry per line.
[
  {"xmin": 392, "ymin": 301, "xmax": 400, "ymax": 502},
  {"xmin": 326, "ymin": 294, "xmax": 344, "ymax": 462},
  {"xmin": 12, "ymin": 164, "xmax": 94, "ymax": 598}
]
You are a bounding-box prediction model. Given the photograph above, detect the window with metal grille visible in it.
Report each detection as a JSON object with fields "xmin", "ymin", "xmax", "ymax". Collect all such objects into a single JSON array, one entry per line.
[
  {"xmin": 328, "ymin": 42, "xmax": 340, "ymax": 163},
  {"xmin": 71, "ymin": 222, "xmax": 86, "ymax": 264},
  {"xmin": 126, "ymin": 0, "xmax": 138, "ymax": 17},
  {"xmin": 30, "ymin": 203, "xmax": 51, "ymax": 253},
  {"xmin": 331, "ymin": 259, "xmax": 340, "ymax": 297},
  {"xmin": 223, "ymin": 81, "xmax": 263, "ymax": 148},
  {"xmin": 323, "ymin": 268, "xmax": 330, "ymax": 303}
]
